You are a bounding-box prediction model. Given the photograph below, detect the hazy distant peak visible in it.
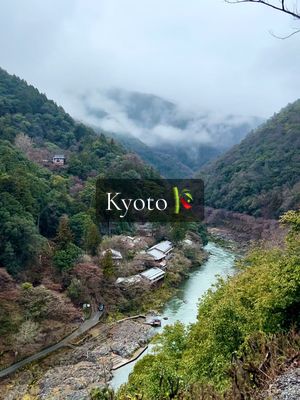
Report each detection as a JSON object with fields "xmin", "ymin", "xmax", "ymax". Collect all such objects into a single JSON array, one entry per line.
[
  {"xmin": 76, "ymin": 87, "xmax": 262, "ymax": 177},
  {"xmin": 78, "ymin": 87, "xmax": 262, "ymax": 148}
]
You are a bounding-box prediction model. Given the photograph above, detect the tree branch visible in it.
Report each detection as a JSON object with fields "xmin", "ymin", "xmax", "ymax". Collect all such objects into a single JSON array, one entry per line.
[
  {"xmin": 225, "ymin": 0, "xmax": 300, "ymax": 20},
  {"xmin": 269, "ymin": 27, "xmax": 300, "ymax": 38}
]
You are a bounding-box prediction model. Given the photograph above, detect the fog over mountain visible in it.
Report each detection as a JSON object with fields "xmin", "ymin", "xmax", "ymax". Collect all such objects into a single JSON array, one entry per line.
[
  {"xmin": 0, "ymin": 0, "xmax": 297, "ymax": 176},
  {"xmin": 1, "ymin": 0, "xmax": 300, "ymax": 121},
  {"xmin": 69, "ymin": 88, "xmax": 262, "ymax": 177}
]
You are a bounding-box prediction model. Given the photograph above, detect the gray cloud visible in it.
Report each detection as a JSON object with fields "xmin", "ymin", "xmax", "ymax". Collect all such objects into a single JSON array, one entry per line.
[{"xmin": 0, "ymin": 0, "xmax": 299, "ymax": 122}]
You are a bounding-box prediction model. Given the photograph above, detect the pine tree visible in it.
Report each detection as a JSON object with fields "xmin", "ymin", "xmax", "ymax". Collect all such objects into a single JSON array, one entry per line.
[
  {"xmin": 56, "ymin": 215, "xmax": 73, "ymax": 249},
  {"xmin": 2, "ymin": 242, "xmax": 17, "ymax": 275},
  {"xmin": 84, "ymin": 223, "xmax": 101, "ymax": 256},
  {"xmin": 102, "ymin": 250, "xmax": 114, "ymax": 278}
]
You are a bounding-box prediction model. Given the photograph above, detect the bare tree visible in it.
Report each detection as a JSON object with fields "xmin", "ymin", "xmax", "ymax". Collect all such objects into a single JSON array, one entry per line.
[
  {"xmin": 15, "ymin": 133, "xmax": 33, "ymax": 153},
  {"xmin": 226, "ymin": 1, "xmax": 300, "ymax": 38},
  {"xmin": 13, "ymin": 320, "xmax": 40, "ymax": 354}
]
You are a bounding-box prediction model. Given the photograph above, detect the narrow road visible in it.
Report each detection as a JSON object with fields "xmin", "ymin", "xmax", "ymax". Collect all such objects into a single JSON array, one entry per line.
[{"xmin": 0, "ymin": 310, "xmax": 103, "ymax": 379}]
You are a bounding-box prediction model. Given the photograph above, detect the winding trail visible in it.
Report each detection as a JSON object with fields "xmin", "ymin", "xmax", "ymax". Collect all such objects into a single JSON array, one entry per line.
[{"xmin": 0, "ymin": 310, "xmax": 103, "ymax": 379}]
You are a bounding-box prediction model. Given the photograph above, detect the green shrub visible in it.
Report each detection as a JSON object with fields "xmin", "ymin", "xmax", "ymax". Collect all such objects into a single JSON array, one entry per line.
[{"xmin": 53, "ymin": 243, "xmax": 82, "ymax": 271}]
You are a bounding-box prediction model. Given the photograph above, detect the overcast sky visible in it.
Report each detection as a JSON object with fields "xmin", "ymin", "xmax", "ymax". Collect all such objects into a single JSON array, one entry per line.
[{"xmin": 0, "ymin": 0, "xmax": 300, "ymax": 119}]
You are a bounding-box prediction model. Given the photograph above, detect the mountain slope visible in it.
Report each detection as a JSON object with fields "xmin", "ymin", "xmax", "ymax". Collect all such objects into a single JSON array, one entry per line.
[
  {"xmin": 0, "ymin": 67, "xmax": 158, "ymax": 274},
  {"xmin": 105, "ymin": 131, "xmax": 194, "ymax": 178},
  {"xmin": 79, "ymin": 88, "xmax": 261, "ymax": 177},
  {"xmin": 0, "ymin": 67, "xmax": 161, "ymax": 368},
  {"xmin": 199, "ymin": 100, "xmax": 300, "ymax": 218},
  {"xmin": 0, "ymin": 68, "xmax": 159, "ymax": 179}
]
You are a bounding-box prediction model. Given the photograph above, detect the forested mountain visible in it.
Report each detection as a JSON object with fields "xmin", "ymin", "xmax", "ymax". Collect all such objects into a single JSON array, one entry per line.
[
  {"xmin": 0, "ymin": 67, "xmax": 161, "ymax": 367},
  {"xmin": 79, "ymin": 88, "xmax": 261, "ymax": 177},
  {"xmin": 0, "ymin": 68, "xmax": 159, "ymax": 179},
  {"xmin": 104, "ymin": 131, "xmax": 194, "ymax": 178},
  {"xmin": 199, "ymin": 100, "xmax": 300, "ymax": 218},
  {"xmin": 0, "ymin": 67, "xmax": 158, "ymax": 274}
]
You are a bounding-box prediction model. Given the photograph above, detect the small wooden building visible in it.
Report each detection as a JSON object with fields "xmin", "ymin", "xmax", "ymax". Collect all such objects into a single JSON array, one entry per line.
[
  {"xmin": 147, "ymin": 240, "xmax": 173, "ymax": 264},
  {"xmin": 52, "ymin": 155, "xmax": 66, "ymax": 166}
]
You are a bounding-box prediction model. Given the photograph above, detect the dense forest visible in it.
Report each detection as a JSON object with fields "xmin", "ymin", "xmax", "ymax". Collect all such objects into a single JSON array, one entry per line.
[
  {"xmin": 0, "ymin": 67, "xmax": 160, "ymax": 366},
  {"xmin": 0, "ymin": 67, "xmax": 158, "ymax": 275},
  {"xmin": 199, "ymin": 101, "xmax": 300, "ymax": 218},
  {"xmin": 102, "ymin": 131, "xmax": 195, "ymax": 179}
]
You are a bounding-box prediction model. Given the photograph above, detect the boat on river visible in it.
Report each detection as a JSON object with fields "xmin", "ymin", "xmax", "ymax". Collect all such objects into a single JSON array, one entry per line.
[{"xmin": 149, "ymin": 318, "xmax": 162, "ymax": 327}]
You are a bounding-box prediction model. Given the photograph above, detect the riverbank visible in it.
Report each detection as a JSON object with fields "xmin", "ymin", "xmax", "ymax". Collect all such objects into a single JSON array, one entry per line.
[
  {"xmin": 108, "ymin": 243, "xmax": 209, "ymax": 318},
  {"xmin": 0, "ymin": 242, "xmax": 234, "ymax": 399},
  {"xmin": 110, "ymin": 242, "xmax": 236, "ymax": 390},
  {"xmin": 205, "ymin": 207, "xmax": 287, "ymax": 247},
  {"xmin": 0, "ymin": 317, "xmax": 156, "ymax": 400},
  {"xmin": 207, "ymin": 226, "xmax": 248, "ymax": 254}
]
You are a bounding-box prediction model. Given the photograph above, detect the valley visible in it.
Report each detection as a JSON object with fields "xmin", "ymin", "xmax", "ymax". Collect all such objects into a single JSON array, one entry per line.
[
  {"xmin": 1, "ymin": 0, "xmax": 300, "ymax": 397},
  {"xmin": 110, "ymin": 241, "xmax": 237, "ymax": 391},
  {"xmin": 0, "ymin": 240, "xmax": 237, "ymax": 399},
  {"xmin": 0, "ymin": 64, "xmax": 299, "ymax": 400},
  {"xmin": 81, "ymin": 88, "xmax": 261, "ymax": 178}
]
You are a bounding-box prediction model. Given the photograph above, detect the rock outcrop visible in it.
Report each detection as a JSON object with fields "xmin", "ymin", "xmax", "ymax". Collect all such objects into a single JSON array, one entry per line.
[{"xmin": 1, "ymin": 319, "xmax": 155, "ymax": 400}]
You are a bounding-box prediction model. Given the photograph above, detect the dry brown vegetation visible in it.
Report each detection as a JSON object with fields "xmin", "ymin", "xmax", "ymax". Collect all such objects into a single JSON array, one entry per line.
[
  {"xmin": 0, "ymin": 273, "xmax": 82, "ymax": 369},
  {"xmin": 205, "ymin": 207, "xmax": 287, "ymax": 245},
  {"xmin": 181, "ymin": 331, "xmax": 300, "ymax": 400}
]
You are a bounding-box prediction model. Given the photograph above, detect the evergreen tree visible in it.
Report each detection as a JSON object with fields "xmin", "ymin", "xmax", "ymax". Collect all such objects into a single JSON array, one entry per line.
[
  {"xmin": 53, "ymin": 243, "xmax": 82, "ymax": 272},
  {"xmin": 170, "ymin": 222, "xmax": 187, "ymax": 244},
  {"xmin": 84, "ymin": 223, "xmax": 101, "ymax": 256},
  {"xmin": 56, "ymin": 215, "xmax": 73, "ymax": 249},
  {"xmin": 102, "ymin": 250, "xmax": 114, "ymax": 278}
]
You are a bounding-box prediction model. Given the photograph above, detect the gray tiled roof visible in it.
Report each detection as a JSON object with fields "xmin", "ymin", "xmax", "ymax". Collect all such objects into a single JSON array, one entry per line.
[
  {"xmin": 141, "ymin": 267, "xmax": 165, "ymax": 281},
  {"xmin": 147, "ymin": 248, "xmax": 165, "ymax": 261},
  {"xmin": 149, "ymin": 240, "xmax": 173, "ymax": 254}
]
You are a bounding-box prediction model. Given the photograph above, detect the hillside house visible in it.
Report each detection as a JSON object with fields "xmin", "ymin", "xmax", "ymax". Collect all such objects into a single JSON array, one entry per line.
[
  {"xmin": 140, "ymin": 267, "xmax": 165, "ymax": 284},
  {"xmin": 147, "ymin": 240, "xmax": 173, "ymax": 268},
  {"xmin": 52, "ymin": 155, "xmax": 66, "ymax": 166}
]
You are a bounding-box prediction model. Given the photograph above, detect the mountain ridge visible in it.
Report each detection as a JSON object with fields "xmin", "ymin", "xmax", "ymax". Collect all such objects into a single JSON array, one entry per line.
[
  {"xmin": 199, "ymin": 99, "xmax": 300, "ymax": 218},
  {"xmin": 76, "ymin": 87, "xmax": 262, "ymax": 177}
]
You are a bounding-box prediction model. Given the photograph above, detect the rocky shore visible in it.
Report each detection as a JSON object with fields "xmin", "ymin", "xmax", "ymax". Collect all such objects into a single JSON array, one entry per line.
[
  {"xmin": 266, "ymin": 367, "xmax": 300, "ymax": 400},
  {"xmin": 207, "ymin": 226, "xmax": 247, "ymax": 253},
  {"xmin": 1, "ymin": 318, "xmax": 155, "ymax": 400}
]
